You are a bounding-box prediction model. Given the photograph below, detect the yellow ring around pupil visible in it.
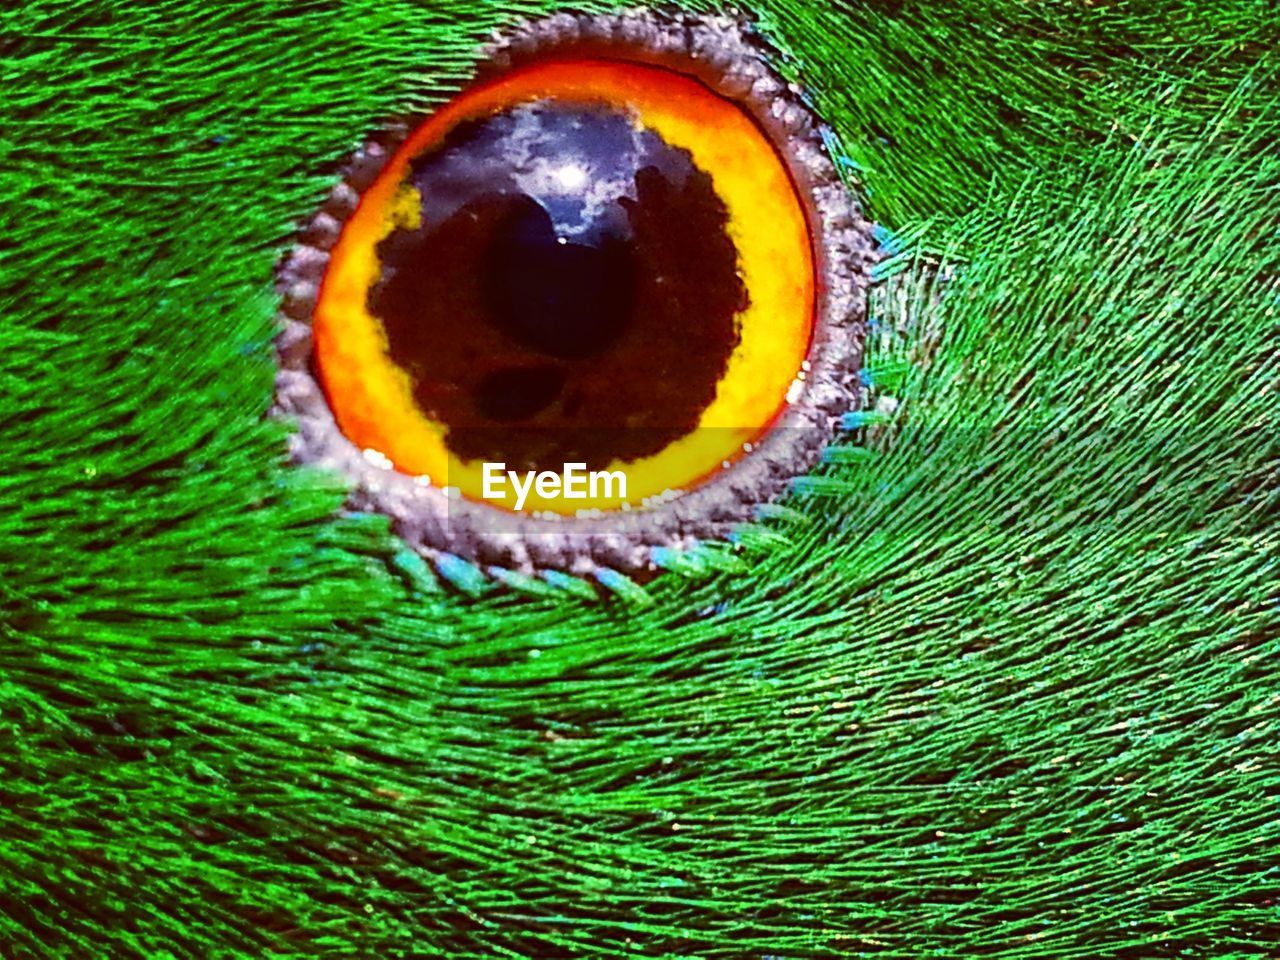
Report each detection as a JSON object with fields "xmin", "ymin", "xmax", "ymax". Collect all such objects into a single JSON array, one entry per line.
[{"xmin": 313, "ymin": 58, "xmax": 815, "ymax": 514}]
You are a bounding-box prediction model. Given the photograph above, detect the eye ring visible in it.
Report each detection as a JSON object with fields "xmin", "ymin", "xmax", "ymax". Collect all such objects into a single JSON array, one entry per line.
[{"xmin": 274, "ymin": 8, "xmax": 875, "ymax": 578}]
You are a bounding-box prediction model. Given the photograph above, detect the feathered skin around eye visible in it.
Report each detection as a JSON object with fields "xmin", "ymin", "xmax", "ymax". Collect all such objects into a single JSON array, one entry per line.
[{"xmin": 2, "ymin": 1, "xmax": 1278, "ymax": 958}]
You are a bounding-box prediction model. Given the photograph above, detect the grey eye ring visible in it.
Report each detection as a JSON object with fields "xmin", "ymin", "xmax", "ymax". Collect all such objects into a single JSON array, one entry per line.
[{"xmin": 273, "ymin": 8, "xmax": 875, "ymax": 580}]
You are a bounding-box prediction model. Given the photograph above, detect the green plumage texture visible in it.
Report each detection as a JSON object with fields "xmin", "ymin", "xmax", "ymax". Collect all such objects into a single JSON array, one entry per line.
[{"xmin": 2, "ymin": 0, "xmax": 1277, "ymax": 955}]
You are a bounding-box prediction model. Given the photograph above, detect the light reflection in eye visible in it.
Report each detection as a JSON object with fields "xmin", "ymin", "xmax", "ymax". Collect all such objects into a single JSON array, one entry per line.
[{"xmin": 553, "ymin": 163, "xmax": 588, "ymax": 191}]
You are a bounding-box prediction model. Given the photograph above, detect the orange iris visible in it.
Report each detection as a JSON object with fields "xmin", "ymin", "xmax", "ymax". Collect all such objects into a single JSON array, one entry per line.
[{"xmin": 313, "ymin": 58, "xmax": 815, "ymax": 513}]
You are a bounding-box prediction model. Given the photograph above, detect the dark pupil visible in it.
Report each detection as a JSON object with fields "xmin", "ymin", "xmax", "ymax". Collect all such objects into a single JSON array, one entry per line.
[{"xmin": 369, "ymin": 100, "xmax": 747, "ymax": 473}]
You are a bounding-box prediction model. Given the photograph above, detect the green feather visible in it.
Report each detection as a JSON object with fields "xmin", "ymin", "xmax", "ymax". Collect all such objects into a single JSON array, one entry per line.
[{"xmin": 2, "ymin": 0, "xmax": 1277, "ymax": 955}]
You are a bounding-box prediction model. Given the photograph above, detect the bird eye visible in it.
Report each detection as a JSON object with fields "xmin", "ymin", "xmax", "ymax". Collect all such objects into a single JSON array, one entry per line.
[{"xmin": 275, "ymin": 10, "xmax": 874, "ymax": 576}]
